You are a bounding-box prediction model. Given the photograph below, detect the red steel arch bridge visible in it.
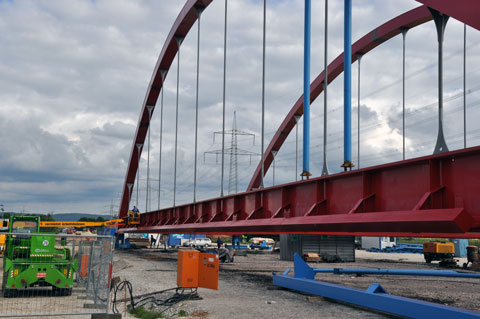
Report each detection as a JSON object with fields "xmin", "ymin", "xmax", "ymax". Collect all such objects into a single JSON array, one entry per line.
[{"xmin": 118, "ymin": 0, "xmax": 480, "ymax": 238}]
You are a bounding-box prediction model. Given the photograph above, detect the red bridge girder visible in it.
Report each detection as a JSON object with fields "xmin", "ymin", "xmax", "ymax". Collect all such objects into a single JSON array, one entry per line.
[
  {"xmin": 119, "ymin": 1, "xmax": 480, "ymax": 237},
  {"xmin": 120, "ymin": 146, "xmax": 480, "ymax": 237}
]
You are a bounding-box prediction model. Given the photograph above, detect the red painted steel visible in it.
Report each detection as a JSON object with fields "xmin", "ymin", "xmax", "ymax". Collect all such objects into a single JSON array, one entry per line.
[
  {"xmin": 120, "ymin": 146, "xmax": 480, "ymax": 237},
  {"xmin": 119, "ymin": 4, "xmax": 432, "ymax": 218},
  {"xmin": 119, "ymin": 1, "xmax": 480, "ymax": 237},
  {"xmin": 118, "ymin": 0, "xmax": 212, "ymax": 218},
  {"xmin": 248, "ymin": 5, "xmax": 432, "ymax": 190},
  {"xmin": 416, "ymin": 0, "xmax": 480, "ymax": 31}
]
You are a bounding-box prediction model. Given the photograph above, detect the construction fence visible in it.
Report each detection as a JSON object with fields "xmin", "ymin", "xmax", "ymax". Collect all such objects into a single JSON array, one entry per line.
[{"xmin": 0, "ymin": 233, "xmax": 114, "ymax": 317}]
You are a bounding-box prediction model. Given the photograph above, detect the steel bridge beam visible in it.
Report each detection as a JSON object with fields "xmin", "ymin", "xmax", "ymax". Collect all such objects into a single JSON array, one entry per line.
[
  {"xmin": 120, "ymin": 146, "xmax": 480, "ymax": 237},
  {"xmin": 120, "ymin": 1, "xmax": 480, "ymax": 238}
]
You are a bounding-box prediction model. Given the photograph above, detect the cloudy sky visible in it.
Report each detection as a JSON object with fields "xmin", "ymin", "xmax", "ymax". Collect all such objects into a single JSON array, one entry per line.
[{"xmin": 0, "ymin": 0, "xmax": 479, "ymax": 216}]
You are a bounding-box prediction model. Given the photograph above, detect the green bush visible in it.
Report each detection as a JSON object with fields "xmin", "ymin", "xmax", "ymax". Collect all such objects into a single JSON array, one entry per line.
[{"xmin": 130, "ymin": 306, "xmax": 165, "ymax": 319}]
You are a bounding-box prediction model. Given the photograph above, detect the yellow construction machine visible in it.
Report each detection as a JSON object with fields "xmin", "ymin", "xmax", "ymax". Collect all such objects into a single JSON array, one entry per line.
[{"xmin": 0, "ymin": 209, "xmax": 141, "ymax": 254}]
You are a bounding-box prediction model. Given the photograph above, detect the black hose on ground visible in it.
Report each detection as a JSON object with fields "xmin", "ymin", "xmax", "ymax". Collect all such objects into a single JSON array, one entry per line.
[
  {"xmin": 112, "ymin": 280, "xmax": 134, "ymax": 314},
  {"xmin": 111, "ymin": 281, "xmax": 202, "ymax": 315}
]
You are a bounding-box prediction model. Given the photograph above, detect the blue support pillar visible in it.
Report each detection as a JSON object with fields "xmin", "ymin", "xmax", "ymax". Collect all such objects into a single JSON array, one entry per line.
[
  {"xmin": 342, "ymin": 0, "xmax": 353, "ymax": 170},
  {"xmin": 301, "ymin": 0, "xmax": 312, "ymax": 179}
]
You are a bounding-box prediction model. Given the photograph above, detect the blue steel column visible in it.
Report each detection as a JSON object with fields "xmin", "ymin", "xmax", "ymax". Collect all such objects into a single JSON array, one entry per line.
[
  {"xmin": 342, "ymin": 0, "xmax": 353, "ymax": 170},
  {"xmin": 301, "ymin": 0, "xmax": 312, "ymax": 179}
]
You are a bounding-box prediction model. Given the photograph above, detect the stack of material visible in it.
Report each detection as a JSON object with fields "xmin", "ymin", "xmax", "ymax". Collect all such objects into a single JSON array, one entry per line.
[
  {"xmin": 127, "ymin": 237, "xmax": 149, "ymax": 248},
  {"xmin": 366, "ymin": 243, "xmax": 423, "ymax": 254},
  {"xmin": 303, "ymin": 253, "xmax": 321, "ymax": 262}
]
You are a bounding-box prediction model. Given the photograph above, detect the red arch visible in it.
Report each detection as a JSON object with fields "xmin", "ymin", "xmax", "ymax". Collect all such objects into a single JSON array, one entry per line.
[
  {"xmin": 119, "ymin": 0, "xmax": 212, "ymax": 218},
  {"xmin": 247, "ymin": 5, "xmax": 432, "ymax": 190},
  {"xmin": 120, "ymin": 1, "xmax": 480, "ymax": 218},
  {"xmin": 416, "ymin": 0, "xmax": 480, "ymax": 31}
]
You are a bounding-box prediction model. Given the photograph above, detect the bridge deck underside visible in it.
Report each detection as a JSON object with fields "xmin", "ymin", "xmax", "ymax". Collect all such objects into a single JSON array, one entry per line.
[{"xmin": 120, "ymin": 147, "xmax": 480, "ymax": 237}]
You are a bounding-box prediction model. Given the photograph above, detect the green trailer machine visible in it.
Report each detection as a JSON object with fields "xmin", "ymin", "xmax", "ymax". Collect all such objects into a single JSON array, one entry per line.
[{"xmin": 2, "ymin": 216, "xmax": 78, "ymax": 297}]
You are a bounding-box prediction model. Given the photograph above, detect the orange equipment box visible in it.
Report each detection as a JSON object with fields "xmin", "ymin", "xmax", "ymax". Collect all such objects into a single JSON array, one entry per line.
[
  {"xmin": 177, "ymin": 250, "xmax": 219, "ymax": 290},
  {"xmin": 423, "ymin": 242, "xmax": 454, "ymax": 254},
  {"xmin": 198, "ymin": 253, "xmax": 219, "ymax": 290},
  {"xmin": 177, "ymin": 250, "xmax": 199, "ymax": 288}
]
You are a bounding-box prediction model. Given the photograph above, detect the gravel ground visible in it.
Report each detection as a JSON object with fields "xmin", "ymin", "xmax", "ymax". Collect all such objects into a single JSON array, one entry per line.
[
  {"xmin": 111, "ymin": 248, "xmax": 480, "ymax": 318},
  {"xmin": 112, "ymin": 249, "xmax": 385, "ymax": 319}
]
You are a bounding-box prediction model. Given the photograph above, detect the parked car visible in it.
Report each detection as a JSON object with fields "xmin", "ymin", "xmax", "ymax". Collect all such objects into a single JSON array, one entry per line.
[{"xmin": 182, "ymin": 238, "xmax": 212, "ymax": 248}]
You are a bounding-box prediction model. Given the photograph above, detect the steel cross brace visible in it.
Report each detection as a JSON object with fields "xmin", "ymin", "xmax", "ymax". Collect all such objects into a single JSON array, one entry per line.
[{"xmin": 273, "ymin": 254, "xmax": 480, "ymax": 318}]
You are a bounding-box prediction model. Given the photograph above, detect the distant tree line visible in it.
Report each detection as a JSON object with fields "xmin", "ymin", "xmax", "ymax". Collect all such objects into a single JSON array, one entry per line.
[{"xmin": 1, "ymin": 212, "xmax": 55, "ymax": 221}]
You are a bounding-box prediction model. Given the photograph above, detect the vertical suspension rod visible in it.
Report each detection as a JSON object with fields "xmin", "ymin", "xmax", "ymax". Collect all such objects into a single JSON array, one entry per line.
[
  {"xmin": 430, "ymin": 8, "xmax": 449, "ymax": 154},
  {"xmin": 194, "ymin": 8, "xmax": 203, "ymax": 202},
  {"xmin": 342, "ymin": 0, "xmax": 353, "ymax": 170},
  {"xmin": 321, "ymin": 0, "xmax": 329, "ymax": 176},
  {"xmin": 295, "ymin": 115, "xmax": 300, "ymax": 181},
  {"xmin": 272, "ymin": 151, "xmax": 277, "ymax": 186},
  {"xmin": 174, "ymin": 37, "xmax": 182, "ymax": 206},
  {"xmin": 261, "ymin": 0, "xmax": 266, "ymax": 188},
  {"xmin": 221, "ymin": 0, "xmax": 227, "ymax": 196},
  {"xmin": 136, "ymin": 150, "xmax": 140, "ymax": 207},
  {"xmin": 146, "ymin": 107, "xmax": 152, "ymax": 211},
  {"xmin": 157, "ymin": 71, "xmax": 165, "ymax": 210},
  {"xmin": 302, "ymin": 0, "xmax": 311, "ymax": 178},
  {"xmin": 402, "ymin": 28, "xmax": 408, "ymax": 160}
]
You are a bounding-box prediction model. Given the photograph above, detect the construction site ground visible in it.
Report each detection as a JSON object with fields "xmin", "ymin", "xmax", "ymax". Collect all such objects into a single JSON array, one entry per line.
[
  {"xmin": 0, "ymin": 248, "xmax": 478, "ymax": 318},
  {"xmin": 112, "ymin": 248, "xmax": 479, "ymax": 319}
]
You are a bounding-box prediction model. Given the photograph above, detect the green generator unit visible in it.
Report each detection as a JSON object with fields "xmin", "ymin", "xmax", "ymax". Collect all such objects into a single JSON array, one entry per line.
[{"xmin": 2, "ymin": 216, "xmax": 78, "ymax": 297}]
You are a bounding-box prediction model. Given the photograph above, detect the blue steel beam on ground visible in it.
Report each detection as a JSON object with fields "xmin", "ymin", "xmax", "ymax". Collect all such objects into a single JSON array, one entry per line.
[
  {"xmin": 292, "ymin": 253, "xmax": 480, "ymax": 279},
  {"xmin": 273, "ymin": 253, "xmax": 480, "ymax": 318},
  {"xmin": 273, "ymin": 273, "xmax": 480, "ymax": 319}
]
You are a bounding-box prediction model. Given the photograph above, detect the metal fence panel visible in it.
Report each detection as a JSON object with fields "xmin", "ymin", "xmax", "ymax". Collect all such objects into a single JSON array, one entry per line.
[{"xmin": 0, "ymin": 233, "xmax": 113, "ymax": 318}]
